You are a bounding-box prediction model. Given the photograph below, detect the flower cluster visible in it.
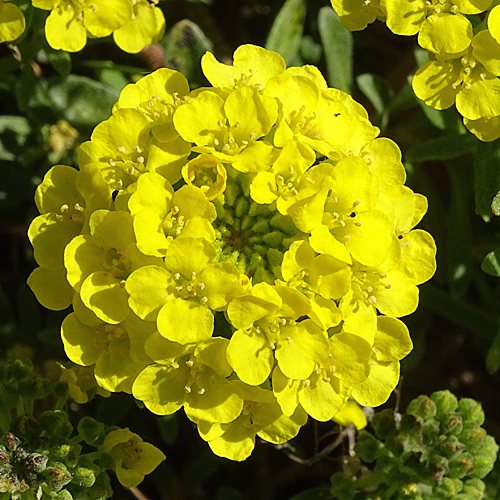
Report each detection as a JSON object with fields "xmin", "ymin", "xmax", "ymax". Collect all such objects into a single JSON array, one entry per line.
[
  {"xmin": 0, "ymin": 357, "xmax": 164, "ymax": 498},
  {"xmin": 330, "ymin": 391, "xmax": 498, "ymax": 500},
  {"xmin": 27, "ymin": 44, "xmax": 436, "ymax": 461},
  {"xmin": 1, "ymin": 0, "xmax": 165, "ymax": 53},
  {"xmin": 330, "ymin": 0, "xmax": 500, "ymax": 142}
]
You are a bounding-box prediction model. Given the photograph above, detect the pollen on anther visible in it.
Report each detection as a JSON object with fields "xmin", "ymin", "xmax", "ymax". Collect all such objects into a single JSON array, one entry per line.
[
  {"xmin": 116, "ymin": 146, "xmax": 126, "ymax": 154},
  {"xmin": 198, "ymin": 388, "xmax": 206, "ymax": 395},
  {"xmin": 287, "ymin": 337, "xmax": 292, "ymax": 344},
  {"xmin": 303, "ymin": 379, "xmax": 311, "ymax": 388},
  {"xmin": 60, "ymin": 204, "xmax": 69, "ymax": 213},
  {"xmin": 200, "ymin": 296, "xmax": 208, "ymax": 304},
  {"xmin": 185, "ymin": 386, "xmax": 192, "ymax": 393}
]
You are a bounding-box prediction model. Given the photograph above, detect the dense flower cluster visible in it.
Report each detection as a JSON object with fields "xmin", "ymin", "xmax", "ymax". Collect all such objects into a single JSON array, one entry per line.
[
  {"xmin": 0, "ymin": 0, "xmax": 165, "ymax": 53},
  {"xmin": 330, "ymin": 391, "xmax": 498, "ymax": 500},
  {"xmin": 0, "ymin": 358, "xmax": 164, "ymax": 498},
  {"xmin": 330, "ymin": 0, "xmax": 500, "ymax": 142},
  {"xmin": 27, "ymin": 44, "xmax": 436, "ymax": 461}
]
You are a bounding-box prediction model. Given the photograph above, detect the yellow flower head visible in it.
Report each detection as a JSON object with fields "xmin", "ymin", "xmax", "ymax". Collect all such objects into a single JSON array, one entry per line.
[
  {"xmin": 31, "ymin": 0, "xmax": 165, "ymax": 53},
  {"xmin": 28, "ymin": 44, "xmax": 436, "ymax": 460}
]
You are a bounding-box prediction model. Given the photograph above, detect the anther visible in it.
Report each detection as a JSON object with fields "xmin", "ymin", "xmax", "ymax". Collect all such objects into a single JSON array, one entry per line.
[
  {"xmin": 213, "ymin": 138, "xmax": 219, "ymax": 146},
  {"xmin": 134, "ymin": 145, "xmax": 142, "ymax": 153},
  {"xmin": 217, "ymin": 120, "xmax": 224, "ymax": 127},
  {"xmin": 344, "ymin": 235, "xmax": 352, "ymax": 240},
  {"xmin": 60, "ymin": 204, "xmax": 69, "ymax": 212},
  {"xmin": 172, "ymin": 205, "xmax": 180, "ymax": 214},
  {"xmin": 185, "ymin": 386, "xmax": 192, "ymax": 393},
  {"xmin": 353, "ymin": 200, "xmax": 361, "ymax": 207},
  {"xmin": 287, "ymin": 337, "xmax": 292, "ymax": 344},
  {"xmin": 175, "ymin": 285, "xmax": 183, "ymax": 291},
  {"xmin": 191, "ymin": 271, "xmax": 196, "ymax": 280},
  {"xmin": 480, "ymin": 73, "xmax": 486, "ymax": 81},
  {"xmin": 303, "ymin": 379, "xmax": 311, "ymax": 388},
  {"xmin": 198, "ymin": 388, "xmax": 206, "ymax": 395},
  {"xmin": 270, "ymin": 342, "xmax": 276, "ymax": 350},
  {"xmin": 339, "ymin": 220, "xmax": 346, "ymax": 227},
  {"xmin": 174, "ymin": 272, "xmax": 181, "ymax": 280},
  {"xmin": 200, "ymin": 296, "xmax": 208, "ymax": 304},
  {"xmin": 186, "ymin": 360, "xmax": 194, "ymax": 367},
  {"xmin": 281, "ymin": 318, "xmax": 287, "ymax": 326},
  {"xmin": 116, "ymin": 146, "xmax": 126, "ymax": 154},
  {"xmin": 368, "ymin": 296, "xmax": 377, "ymax": 305},
  {"xmin": 171, "ymin": 362, "xmax": 179, "ymax": 369},
  {"xmin": 198, "ymin": 282, "xmax": 205, "ymax": 290},
  {"xmin": 385, "ymin": 284, "xmax": 392, "ymax": 289},
  {"xmin": 108, "ymin": 159, "xmax": 116, "ymax": 166},
  {"xmin": 249, "ymin": 132, "xmax": 256, "ymax": 140},
  {"xmin": 322, "ymin": 377, "xmax": 331, "ymax": 383},
  {"xmin": 354, "ymin": 221, "xmax": 362, "ymax": 226}
]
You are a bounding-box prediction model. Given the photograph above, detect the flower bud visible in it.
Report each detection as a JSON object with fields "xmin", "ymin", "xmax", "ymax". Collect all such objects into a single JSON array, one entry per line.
[
  {"xmin": 434, "ymin": 477, "xmax": 463, "ymax": 497},
  {"xmin": 44, "ymin": 462, "xmax": 72, "ymax": 492},
  {"xmin": 354, "ymin": 431, "xmax": 383, "ymax": 463},
  {"xmin": 441, "ymin": 412, "xmax": 463, "ymax": 436},
  {"xmin": 371, "ymin": 409, "xmax": 397, "ymax": 440},
  {"xmin": 407, "ymin": 395, "xmax": 437, "ymax": 420},
  {"xmin": 431, "ymin": 390, "xmax": 458, "ymax": 417},
  {"xmin": 458, "ymin": 399, "xmax": 484, "ymax": 426},
  {"xmin": 448, "ymin": 452, "xmax": 474, "ymax": 479},
  {"xmin": 71, "ymin": 467, "xmax": 96, "ymax": 488},
  {"xmin": 78, "ymin": 417, "xmax": 106, "ymax": 446}
]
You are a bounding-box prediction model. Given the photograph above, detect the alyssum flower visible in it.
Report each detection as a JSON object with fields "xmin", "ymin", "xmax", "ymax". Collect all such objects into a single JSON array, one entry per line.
[{"xmin": 27, "ymin": 44, "xmax": 436, "ymax": 461}]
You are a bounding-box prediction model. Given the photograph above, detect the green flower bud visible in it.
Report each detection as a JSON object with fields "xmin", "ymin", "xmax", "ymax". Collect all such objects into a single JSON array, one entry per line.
[
  {"xmin": 434, "ymin": 477, "xmax": 463, "ymax": 497},
  {"xmin": 458, "ymin": 399, "xmax": 485, "ymax": 426},
  {"xmin": 44, "ymin": 462, "xmax": 72, "ymax": 492},
  {"xmin": 449, "ymin": 452, "xmax": 474, "ymax": 479},
  {"xmin": 330, "ymin": 472, "xmax": 356, "ymax": 500},
  {"xmin": 24, "ymin": 453, "xmax": 48, "ymax": 474},
  {"xmin": 431, "ymin": 390, "xmax": 458, "ymax": 417},
  {"xmin": 441, "ymin": 412, "xmax": 463, "ymax": 436},
  {"xmin": 18, "ymin": 378, "xmax": 52, "ymax": 400},
  {"xmin": 78, "ymin": 417, "xmax": 106, "ymax": 447},
  {"xmin": 422, "ymin": 418, "xmax": 440, "ymax": 442},
  {"xmin": 407, "ymin": 395, "xmax": 437, "ymax": 421},
  {"xmin": 71, "ymin": 467, "xmax": 96, "ymax": 488},
  {"xmin": 459, "ymin": 424, "xmax": 486, "ymax": 451},
  {"xmin": 53, "ymin": 489, "xmax": 73, "ymax": 500},
  {"xmin": 439, "ymin": 435, "xmax": 465, "ymax": 459},
  {"xmin": 39, "ymin": 411, "xmax": 73, "ymax": 438},
  {"xmin": 53, "ymin": 381, "xmax": 69, "ymax": 399},
  {"xmin": 429, "ymin": 454, "xmax": 449, "ymax": 484},
  {"xmin": 371, "ymin": 409, "xmax": 397, "ymax": 440},
  {"xmin": 461, "ymin": 478, "xmax": 485, "ymax": 498},
  {"xmin": 354, "ymin": 431, "xmax": 383, "ymax": 463},
  {"xmin": 7, "ymin": 359, "xmax": 33, "ymax": 382}
]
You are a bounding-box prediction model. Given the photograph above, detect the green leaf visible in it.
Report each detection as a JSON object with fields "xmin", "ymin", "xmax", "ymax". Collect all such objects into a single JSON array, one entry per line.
[
  {"xmin": 486, "ymin": 326, "xmax": 500, "ymax": 375},
  {"xmin": 47, "ymin": 75, "xmax": 119, "ymax": 133},
  {"xmin": 0, "ymin": 116, "xmax": 31, "ymax": 161},
  {"xmin": 299, "ymin": 36, "xmax": 322, "ymax": 64},
  {"xmin": 357, "ymin": 74, "xmax": 392, "ymax": 117},
  {"xmin": 405, "ymin": 134, "xmax": 477, "ymax": 163},
  {"xmin": 162, "ymin": 20, "xmax": 213, "ymax": 88},
  {"xmin": 356, "ymin": 73, "xmax": 393, "ymax": 129},
  {"xmin": 481, "ymin": 247, "xmax": 500, "ymax": 276},
  {"xmin": 446, "ymin": 164, "xmax": 472, "ymax": 299},
  {"xmin": 318, "ymin": 7, "xmax": 352, "ymax": 93},
  {"xmin": 474, "ymin": 140, "xmax": 500, "ymax": 221},
  {"xmin": 265, "ymin": 0, "xmax": 306, "ymax": 65},
  {"xmin": 99, "ymin": 68, "xmax": 129, "ymax": 94},
  {"xmin": 46, "ymin": 48, "xmax": 71, "ymax": 78}
]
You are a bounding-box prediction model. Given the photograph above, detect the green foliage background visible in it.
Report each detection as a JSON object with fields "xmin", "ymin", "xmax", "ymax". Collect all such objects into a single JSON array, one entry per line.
[{"xmin": 1, "ymin": 0, "xmax": 500, "ymax": 498}]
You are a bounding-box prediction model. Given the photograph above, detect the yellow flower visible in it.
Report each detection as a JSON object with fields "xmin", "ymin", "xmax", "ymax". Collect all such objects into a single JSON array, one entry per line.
[
  {"xmin": 100, "ymin": 428, "xmax": 165, "ymax": 487},
  {"xmin": 0, "ymin": 0, "xmax": 25, "ymax": 43}
]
